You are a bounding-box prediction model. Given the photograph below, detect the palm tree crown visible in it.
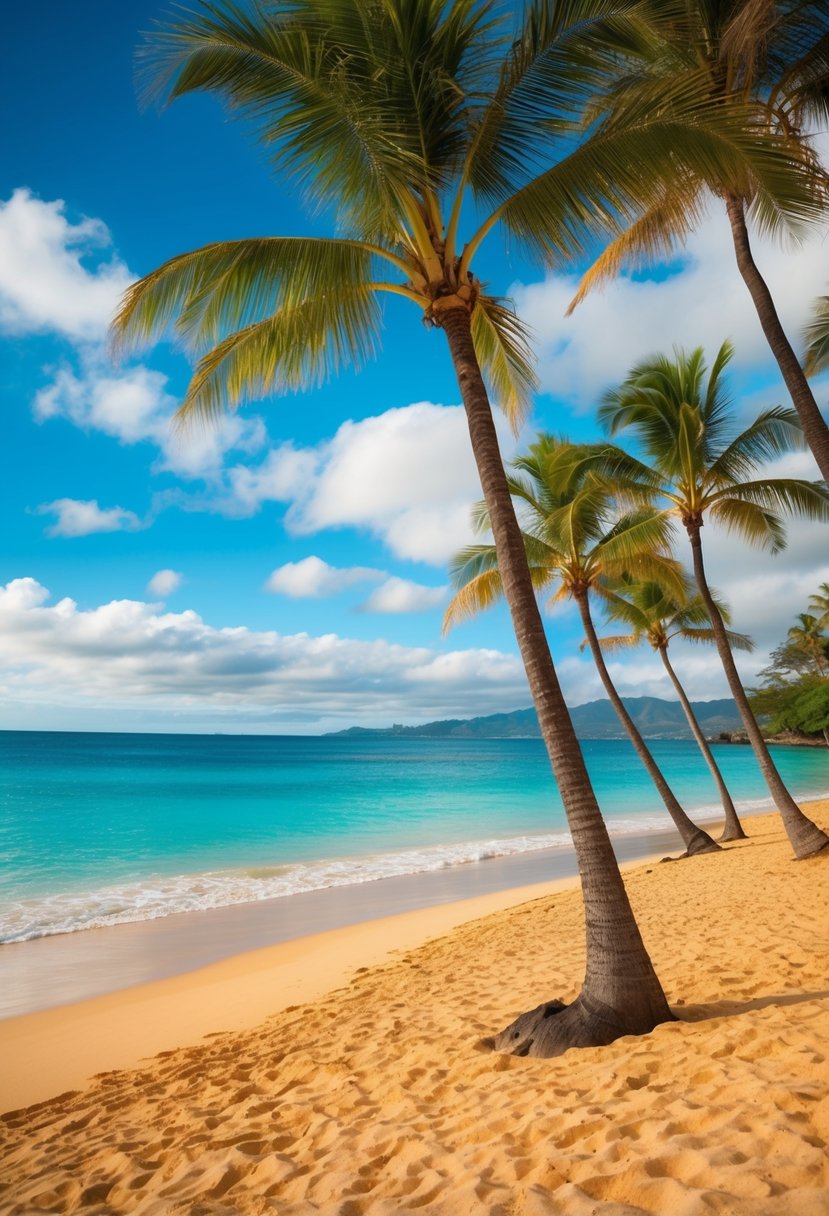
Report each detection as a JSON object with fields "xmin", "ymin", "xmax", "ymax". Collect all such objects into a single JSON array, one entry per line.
[
  {"xmin": 445, "ymin": 435, "xmax": 682, "ymax": 629},
  {"xmin": 598, "ymin": 340, "xmax": 829, "ymax": 545},
  {"xmin": 113, "ymin": 0, "xmax": 822, "ymax": 431},
  {"xmin": 569, "ymin": 0, "xmax": 829, "ymax": 479}
]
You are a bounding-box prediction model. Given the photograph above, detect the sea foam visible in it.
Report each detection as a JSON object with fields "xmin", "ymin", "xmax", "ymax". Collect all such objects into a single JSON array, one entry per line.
[{"xmin": 0, "ymin": 814, "xmax": 675, "ymax": 944}]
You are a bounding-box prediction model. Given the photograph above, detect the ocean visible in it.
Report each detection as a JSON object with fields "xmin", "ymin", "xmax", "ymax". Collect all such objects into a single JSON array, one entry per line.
[{"xmin": 3, "ymin": 729, "xmax": 828, "ymax": 949}]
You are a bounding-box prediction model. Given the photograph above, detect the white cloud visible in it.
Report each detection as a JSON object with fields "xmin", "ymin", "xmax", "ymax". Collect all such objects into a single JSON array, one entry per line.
[
  {"xmin": 147, "ymin": 569, "xmax": 183, "ymax": 598},
  {"xmin": 225, "ymin": 402, "xmax": 517, "ymax": 564},
  {"xmin": 265, "ymin": 556, "xmax": 384, "ymax": 598},
  {"xmin": 361, "ymin": 576, "xmax": 448, "ymax": 614},
  {"xmin": 0, "ymin": 579, "xmax": 528, "ymax": 729},
  {"xmin": 34, "ymin": 356, "xmax": 267, "ymax": 481},
  {"xmin": 513, "ymin": 203, "xmax": 829, "ymax": 412},
  {"xmin": 37, "ymin": 498, "xmax": 143, "ymax": 538},
  {"xmin": 0, "ymin": 189, "xmax": 132, "ymax": 341}
]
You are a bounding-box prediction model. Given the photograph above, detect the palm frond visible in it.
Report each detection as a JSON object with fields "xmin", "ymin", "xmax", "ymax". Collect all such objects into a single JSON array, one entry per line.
[
  {"xmin": 111, "ymin": 236, "xmax": 383, "ymax": 356},
  {"xmin": 567, "ymin": 185, "xmax": 706, "ymax": 313},
  {"xmin": 140, "ymin": 0, "xmax": 426, "ymax": 237},
  {"xmin": 707, "ymin": 495, "xmax": 787, "ymax": 553},
  {"xmin": 680, "ymin": 626, "xmax": 754, "ymax": 653},
  {"xmin": 175, "ymin": 286, "xmax": 381, "ymax": 423},
  {"xmin": 802, "ymin": 294, "xmax": 829, "ymax": 377},
  {"xmin": 707, "ymin": 406, "xmax": 807, "ymax": 482},
  {"xmin": 471, "ymin": 294, "xmax": 538, "ymax": 428},
  {"xmin": 443, "ymin": 568, "xmax": 505, "ymax": 633}
]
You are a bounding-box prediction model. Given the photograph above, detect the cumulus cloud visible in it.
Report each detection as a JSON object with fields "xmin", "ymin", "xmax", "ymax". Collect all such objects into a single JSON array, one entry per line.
[
  {"xmin": 34, "ymin": 357, "xmax": 267, "ymax": 481},
  {"xmin": 224, "ymin": 402, "xmax": 517, "ymax": 564},
  {"xmin": 147, "ymin": 569, "xmax": 184, "ymax": 598},
  {"xmin": 361, "ymin": 576, "xmax": 448, "ymax": 614},
  {"xmin": 265, "ymin": 556, "xmax": 384, "ymax": 598},
  {"xmin": 37, "ymin": 498, "xmax": 143, "ymax": 538},
  {"xmin": 513, "ymin": 204, "xmax": 829, "ymax": 412},
  {"xmin": 0, "ymin": 189, "xmax": 132, "ymax": 341},
  {"xmin": 0, "ymin": 578, "xmax": 528, "ymax": 729}
]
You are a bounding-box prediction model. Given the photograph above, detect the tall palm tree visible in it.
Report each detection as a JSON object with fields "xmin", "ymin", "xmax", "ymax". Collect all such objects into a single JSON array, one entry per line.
[
  {"xmin": 600, "ymin": 340, "xmax": 829, "ymax": 858},
  {"xmin": 569, "ymin": 0, "xmax": 829, "ymax": 482},
  {"xmin": 445, "ymin": 436, "xmax": 721, "ymax": 856},
  {"xmin": 599, "ymin": 575, "xmax": 751, "ymax": 840},
  {"xmin": 111, "ymin": 0, "xmax": 817, "ymax": 1057}
]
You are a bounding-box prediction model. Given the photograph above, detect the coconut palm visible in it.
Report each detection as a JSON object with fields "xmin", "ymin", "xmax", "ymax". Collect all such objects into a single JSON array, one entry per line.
[
  {"xmin": 569, "ymin": 0, "xmax": 829, "ymax": 481},
  {"xmin": 600, "ymin": 340, "xmax": 829, "ymax": 858},
  {"xmin": 110, "ymin": 0, "xmax": 820, "ymax": 1057},
  {"xmin": 445, "ymin": 436, "xmax": 721, "ymax": 856},
  {"xmin": 599, "ymin": 575, "xmax": 752, "ymax": 840},
  {"xmin": 786, "ymin": 613, "xmax": 828, "ymax": 678},
  {"xmin": 807, "ymin": 582, "xmax": 829, "ymax": 631}
]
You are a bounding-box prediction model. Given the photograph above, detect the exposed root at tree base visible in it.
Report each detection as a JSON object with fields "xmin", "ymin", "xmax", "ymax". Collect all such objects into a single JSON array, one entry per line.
[{"xmin": 483, "ymin": 993, "xmax": 677, "ymax": 1059}]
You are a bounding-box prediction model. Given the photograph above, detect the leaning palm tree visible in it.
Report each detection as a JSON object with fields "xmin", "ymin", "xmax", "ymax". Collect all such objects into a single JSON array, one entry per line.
[
  {"xmin": 111, "ymin": 0, "xmax": 820, "ymax": 1057},
  {"xmin": 445, "ymin": 436, "xmax": 721, "ymax": 857},
  {"xmin": 600, "ymin": 340, "xmax": 829, "ymax": 858},
  {"xmin": 570, "ymin": 0, "xmax": 829, "ymax": 481},
  {"xmin": 599, "ymin": 574, "xmax": 752, "ymax": 840}
]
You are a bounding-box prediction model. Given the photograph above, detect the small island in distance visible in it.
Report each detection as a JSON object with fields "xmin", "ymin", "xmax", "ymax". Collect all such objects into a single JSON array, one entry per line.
[{"xmin": 327, "ymin": 696, "xmax": 742, "ymax": 741}]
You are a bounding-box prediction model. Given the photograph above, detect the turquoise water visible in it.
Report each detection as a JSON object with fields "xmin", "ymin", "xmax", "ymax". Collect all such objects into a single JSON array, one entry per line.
[{"xmin": 1, "ymin": 730, "xmax": 828, "ymax": 943}]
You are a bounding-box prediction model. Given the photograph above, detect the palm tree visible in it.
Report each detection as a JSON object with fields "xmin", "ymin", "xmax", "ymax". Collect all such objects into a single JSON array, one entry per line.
[
  {"xmin": 569, "ymin": 0, "xmax": 829, "ymax": 482},
  {"xmin": 786, "ymin": 613, "xmax": 828, "ymax": 678},
  {"xmin": 110, "ymin": 0, "xmax": 818, "ymax": 1057},
  {"xmin": 599, "ymin": 575, "xmax": 751, "ymax": 840},
  {"xmin": 600, "ymin": 340, "xmax": 829, "ymax": 858},
  {"xmin": 807, "ymin": 582, "xmax": 829, "ymax": 631},
  {"xmin": 445, "ymin": 436, "xmax": 721, "ymax": 856}
]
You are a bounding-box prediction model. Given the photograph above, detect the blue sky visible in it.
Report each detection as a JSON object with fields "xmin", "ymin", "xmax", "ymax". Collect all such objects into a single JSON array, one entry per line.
[{"xmin": 2, "ymin": 1, "xmax": 828, "ymax": 734}]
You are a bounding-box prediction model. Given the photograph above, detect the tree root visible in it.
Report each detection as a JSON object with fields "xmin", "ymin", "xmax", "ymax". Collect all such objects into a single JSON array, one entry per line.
[{"xmin": 482, "ymin": 991, "xmax": 677, "ymax": 1059}]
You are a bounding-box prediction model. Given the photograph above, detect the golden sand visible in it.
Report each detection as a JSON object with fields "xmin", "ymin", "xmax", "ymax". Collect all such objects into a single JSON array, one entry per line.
[{"xmin": 1, "ymin": 805, "xmax": 828, "ymax": 1214}]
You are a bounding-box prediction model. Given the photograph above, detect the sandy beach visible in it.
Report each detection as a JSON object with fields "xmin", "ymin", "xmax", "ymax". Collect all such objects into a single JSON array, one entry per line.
[{"xmin": 2, "ymin": 804, "xmax": 828, "ymax": 1214}]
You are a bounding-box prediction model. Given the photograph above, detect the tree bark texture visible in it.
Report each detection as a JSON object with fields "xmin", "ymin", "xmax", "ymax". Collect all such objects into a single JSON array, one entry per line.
[
  {"xmin": 658, "ymin": 646, "xmax": 746, "ymax": 841},
  {"xmin": 574, "ymin": 590, "xmax": 721, "ymax": 856},
  {"xmin": 725, "ymin": 194, "xmax": 829, "ymax": 483},
  {"xmin": 687, "ymin": 522, "xmax": 829, "ymax": 859},
  {"xmin": 438, "ymin": 304, "xmax": 674, "ymax": 1056}
]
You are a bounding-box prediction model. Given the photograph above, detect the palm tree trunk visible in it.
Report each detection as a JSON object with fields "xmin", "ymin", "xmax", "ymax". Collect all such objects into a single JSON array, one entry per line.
[
  {"xmin": 686, "ymin": 520, "xmax": 829, "ymax": 859},
  {"xmin": 437, "ymin": 302, "xmax": 674, "ymax": 1057},
  {"xmin": 724, "ymin": 193, "xmax": 829, "ymax": 483},
  {"xmin": 657, "ymin": 645, "xmax": 746, "ymax": 842},
  {"xmin": 574, "ymin": 589, "xmax": 720, "ymax": 856}
]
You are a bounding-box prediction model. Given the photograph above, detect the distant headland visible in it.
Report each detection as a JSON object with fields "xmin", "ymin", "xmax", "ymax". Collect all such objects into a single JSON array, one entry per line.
[{"xmin": 326, "ymin": 696, "xmax": 742, "ymax": 740}]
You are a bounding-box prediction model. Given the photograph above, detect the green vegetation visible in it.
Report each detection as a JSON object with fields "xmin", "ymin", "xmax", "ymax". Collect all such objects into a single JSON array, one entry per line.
[{"xmin": 749, "ymin": 586, "xmax": 829, "ymax": 744}]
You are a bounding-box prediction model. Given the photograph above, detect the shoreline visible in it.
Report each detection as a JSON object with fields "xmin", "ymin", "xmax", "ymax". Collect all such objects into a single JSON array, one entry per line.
[
  {"xmin": 0, "ymin": 833, "xmax": 681, "ymax": 1113},
  {"xmin": 1, "ymin": 819, "xmax": 690, "ymax": 1021}
]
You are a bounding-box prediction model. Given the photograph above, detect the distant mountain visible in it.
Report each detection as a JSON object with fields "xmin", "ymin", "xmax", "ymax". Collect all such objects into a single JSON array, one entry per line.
[{"xmin": 327, "ymin": 696, "xmax": 742, "ymax": 740}]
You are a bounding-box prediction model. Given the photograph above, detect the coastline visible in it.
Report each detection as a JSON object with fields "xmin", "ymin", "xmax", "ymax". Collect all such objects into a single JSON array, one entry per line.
[
  {"xmin": 0, "ymin": 834, "xmax": 678, "ymax": 1113},
  {"xmin": 1, "ymin": 820, "xmax": 687, "ymax": 1020},
  {"xmin": 3, "ymin": 803, "xmax": 828, "ymax": 1215}
]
